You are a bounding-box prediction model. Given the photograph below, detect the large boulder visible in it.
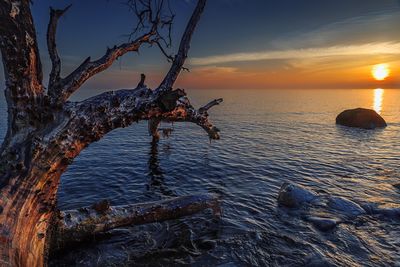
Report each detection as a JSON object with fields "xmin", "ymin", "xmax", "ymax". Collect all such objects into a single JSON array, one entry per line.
[{"xmin": 336, "ymin": 108, "xmax": 386, "ymax": 129}]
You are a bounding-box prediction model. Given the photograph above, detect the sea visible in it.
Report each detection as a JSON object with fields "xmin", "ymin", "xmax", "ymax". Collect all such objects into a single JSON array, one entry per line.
[{"xmin": 1, "ymin": 89, "xmax": 399, "ymax": 266}]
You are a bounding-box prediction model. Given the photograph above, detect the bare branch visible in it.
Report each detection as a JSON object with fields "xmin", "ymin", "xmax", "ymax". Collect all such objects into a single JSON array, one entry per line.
[
  {"xmin": 126, "ymin": 0, "xmax": 153, "ymax": 35},
  {"xmin": 154, "ymin": 40, "xmax": 174, "ymax": 62},
  {"xmin": 58, "ymin": 0, "xmax": 178, "ymax": 103},
  {"xmin": 67, "ymin": 86, "xmax": 222, "ymax": 147},
  {"xmin": 47, "ymin": 5, "xmax": 71, "ymax": 94},
  {"xmin": 160, "ymin": 96, "xmax": 223, "ymax": 140},
  {"xmin": 199, "ymin": 98, "xmax": 223, "ymax": 113},
  {"xmin": 137, "ymin": 73, "xmax": 147, "ymax": 88},
  {"xmin": 127, "ymin": 0, "xmax": 176, "ymax": 65},
  {"xmin": 158, "ymin": 0, "xmax": 207, "ymax": 92},
  {"xmin": 59, "ymin": 31, "xmax": 155, "ymax": 102}
]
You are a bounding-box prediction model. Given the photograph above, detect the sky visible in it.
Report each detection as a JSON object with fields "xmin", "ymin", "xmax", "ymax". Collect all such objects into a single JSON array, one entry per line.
[{"xmin": 1, "ymin": 0, "xmax": 400, "ymax": 92}]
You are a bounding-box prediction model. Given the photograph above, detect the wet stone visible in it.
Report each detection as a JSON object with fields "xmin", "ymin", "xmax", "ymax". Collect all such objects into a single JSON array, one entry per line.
[
  {"xmin": 277, "ymin": 182, "xmax": 318, "ymax": 208},
  {"xmin": 336, "ymin": 108, "xmax": 386, "ymax": 129},
  {"xmin": 327, "ymin": 197, "xmax": 366, "ymax": 218},
  {"xmin": 307, "ymin": 217, "xmax": 339, "ymax": 232}
]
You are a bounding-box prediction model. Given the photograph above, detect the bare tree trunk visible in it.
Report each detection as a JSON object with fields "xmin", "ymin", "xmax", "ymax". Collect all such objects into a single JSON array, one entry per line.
[
  {"xmin": 0, "ymin": 164, "xmax": 64, "ymax": 267},
  {"xmin": 0, "ymin": 1, "xmax": 51, "ymax": 265},
  {"xmin": 0, "ymin": 0, "xmax": 220, "ymax": 266}
]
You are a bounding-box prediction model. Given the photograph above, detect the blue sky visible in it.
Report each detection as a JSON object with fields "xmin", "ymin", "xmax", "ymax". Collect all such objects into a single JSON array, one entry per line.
[{"xmin": 1, "ymin": 0, "xmax": 400, "ymax": 91}]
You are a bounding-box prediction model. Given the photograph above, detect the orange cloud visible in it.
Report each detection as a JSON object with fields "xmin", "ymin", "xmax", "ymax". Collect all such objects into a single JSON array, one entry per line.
[{"xmin": 176, "ymin": 58, "xmax": 400, "ymax": 90}]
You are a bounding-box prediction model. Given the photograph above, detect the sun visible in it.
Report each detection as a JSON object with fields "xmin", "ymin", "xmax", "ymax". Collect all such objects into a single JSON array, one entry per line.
[{"xmin": 372, "ymin": 64, "xmax": 390, "ymax": 81}]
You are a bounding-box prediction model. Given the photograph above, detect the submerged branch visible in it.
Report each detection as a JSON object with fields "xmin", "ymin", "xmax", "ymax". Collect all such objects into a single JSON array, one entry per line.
[{"xmin": 51, "ymin": 193, "xmax": 220, "ymax": 252}]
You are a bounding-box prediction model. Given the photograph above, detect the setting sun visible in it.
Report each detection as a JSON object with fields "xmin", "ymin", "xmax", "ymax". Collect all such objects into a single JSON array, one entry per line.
[{"xmin": 372, "ymin": 64, "xmax": 390, "ymax": 81}]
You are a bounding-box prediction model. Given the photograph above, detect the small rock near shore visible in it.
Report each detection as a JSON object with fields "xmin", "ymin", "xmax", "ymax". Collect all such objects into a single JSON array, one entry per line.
[
  {"xmin": 277, "ymin": 182, "xmax": 318, "ymax": 208},
  {"xmin": 307, "ymin": 216, "xmax": 340, "ymax": 231},
  {"xmin": 327, "ymin": 196, "xmax": 366, "ymax": 218}
]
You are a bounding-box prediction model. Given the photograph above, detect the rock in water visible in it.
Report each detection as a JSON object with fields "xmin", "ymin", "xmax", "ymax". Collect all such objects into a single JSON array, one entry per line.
[
  {"xmin": 327, "ymin": 196, "xmax": 366, "ymax": 218},
  {"xmin": 361, "ymin": 202, "xmax": 400, "ymax": 218},
  {"xmin": 277, "ymin": 182, "xmax": 318, "ymax": 208},
  {"xmin": 374, "ymin": 207, "xmax": 400, "ymax": 218},
  {"xmin": 307, "ymin": 217, "xmax": 340, "ymax": 231},
  {"xmin": 304, "ymin": 251, "xmax": 335, "ymax": 267},
  {"xmin": 336, "ymin": 108, "xmax": 387, "ymax": 129}
]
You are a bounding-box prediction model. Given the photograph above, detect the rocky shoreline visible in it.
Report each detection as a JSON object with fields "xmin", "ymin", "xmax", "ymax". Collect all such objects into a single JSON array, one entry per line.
[{"xmin": 277, "ymin": 182, "xmax": 400, "ymax": 232}]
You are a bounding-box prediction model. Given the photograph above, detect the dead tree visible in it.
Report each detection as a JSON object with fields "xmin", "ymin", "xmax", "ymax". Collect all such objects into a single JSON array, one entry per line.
[{"xmin": 0, "ymin": 0, "xmax": 222, "ymax": 266}]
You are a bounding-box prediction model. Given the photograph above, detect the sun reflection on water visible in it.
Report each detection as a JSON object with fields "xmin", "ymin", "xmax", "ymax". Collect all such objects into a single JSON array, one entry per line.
[{"xmin": 373, "ymin": 88, "xmax": 384, "ymax": 114}]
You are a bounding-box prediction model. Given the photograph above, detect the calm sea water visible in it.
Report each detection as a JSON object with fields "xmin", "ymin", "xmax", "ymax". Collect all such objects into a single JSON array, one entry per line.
[{"xmin": 1, "ymin": 89, "xmax": 399, "ymax": 266}]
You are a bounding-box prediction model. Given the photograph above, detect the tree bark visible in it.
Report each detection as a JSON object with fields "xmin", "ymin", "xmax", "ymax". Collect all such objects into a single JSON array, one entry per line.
[
  {"xmin": 51, "ymin": 194, "xmax": 220, "ymax": 253},
  {"xmin": 0, "ymin": 1, "xmax": 221, "ymax": 266},
  {"xmin": 0, "ymin": 0, "xmax": 44, "ymax": 144},
  {"xmin": 0, "ymin": 2, "xmax": 50, "ymax": 264}
]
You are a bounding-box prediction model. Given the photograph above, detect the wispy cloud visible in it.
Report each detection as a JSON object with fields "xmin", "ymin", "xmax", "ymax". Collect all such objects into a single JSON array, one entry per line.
[
  {"xmin": 190, "ymin": 42, "xmax": 400, "ymax": 66},
  {"xmin": 193, "ymin": 66, "xmax": 238, "ymax": 74},
  {"xmin": 271, "ymin": 10, "xmax": 400, "ymax": 49}
]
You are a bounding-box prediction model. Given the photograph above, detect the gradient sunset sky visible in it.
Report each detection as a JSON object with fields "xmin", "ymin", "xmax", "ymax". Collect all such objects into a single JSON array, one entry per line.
[{"xmin": 1, "ymin": 0, "xmax": 400, "ymax": 91}]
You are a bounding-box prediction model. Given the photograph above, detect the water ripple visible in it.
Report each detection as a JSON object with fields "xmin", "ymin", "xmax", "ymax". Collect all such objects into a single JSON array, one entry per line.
[{"xmin": 1, "ymin": 89, "xmax": 399, "ymax": 266}]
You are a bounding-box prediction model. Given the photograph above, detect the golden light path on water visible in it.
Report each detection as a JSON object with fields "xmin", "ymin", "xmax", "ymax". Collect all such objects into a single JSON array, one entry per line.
[{"xmin": 373, "ymin": 88, "xmax": 384, "ymax": 114}]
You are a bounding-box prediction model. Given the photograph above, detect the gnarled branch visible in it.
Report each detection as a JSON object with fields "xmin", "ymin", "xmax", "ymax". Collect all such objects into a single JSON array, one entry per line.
[
  {"xmin": 158, "ymin": 0, "xmax": 206, "ymax": 92},
  {"xmin": 199, "ymin": 98, "xmax": 223, "ymax": 114},
  {"xmin": 66, "ymin": 86, "xmax": 221, "ymax": 147},
  {"xmin": 160, "ymin": 96, "xmax": 222, "ymax": 140},
  {"xmin": 59, "ymin": 31, "xmax": 155, "ymax": 103},
  {"xmin": 56, "ymin": 0, "xmax": 179, "ymax": 103},
  {"xmin": 47, "ymin": 5, "xmax": 71, "ymax": 95},
  {"xmin": 126, "ymin": 0, "xmax": 174, "ymax": 47}
]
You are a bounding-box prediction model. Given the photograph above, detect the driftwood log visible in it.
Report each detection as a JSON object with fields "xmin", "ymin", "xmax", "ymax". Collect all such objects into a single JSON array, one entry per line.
[
  {"xmin": 51, "ymin": 193, "xmax": 220, "ymax": 253},
  {"xmin": 0, "ymin": 0, "xmax": 222, "ymax": 266}
]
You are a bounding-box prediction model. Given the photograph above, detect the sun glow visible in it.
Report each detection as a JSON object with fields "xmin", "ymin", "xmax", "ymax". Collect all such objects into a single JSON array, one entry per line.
[
  {"xmin": 373, "ymin": 88, "xmax": 384, "ymax": 114},
  {"xmin": 372, "ymin": 64, "xmax": 390, "ymax": 81}
]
